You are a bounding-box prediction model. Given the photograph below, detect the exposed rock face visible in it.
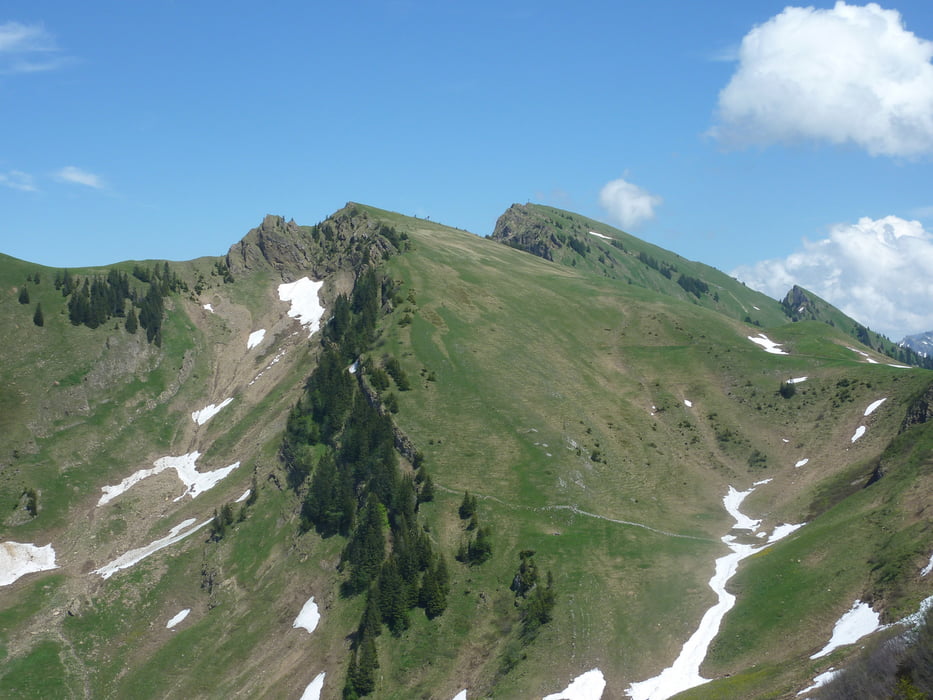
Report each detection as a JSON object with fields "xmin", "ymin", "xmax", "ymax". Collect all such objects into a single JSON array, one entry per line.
[
  {"xmin": 900, "ymin": 381, "xmax": 933, "ymax": 432},
  {"xmin": 490, "ymin": 204, "xmax": 559, "ymax": 261},
  {"xmin": 226, "ymin": 204, "xmax": 399, "ymax": 280}
]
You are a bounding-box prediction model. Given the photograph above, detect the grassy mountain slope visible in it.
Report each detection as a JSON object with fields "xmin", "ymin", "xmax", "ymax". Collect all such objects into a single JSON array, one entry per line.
[{"xmin": 0, "ymin": 203, "xmax": 930, "ymax": 699}]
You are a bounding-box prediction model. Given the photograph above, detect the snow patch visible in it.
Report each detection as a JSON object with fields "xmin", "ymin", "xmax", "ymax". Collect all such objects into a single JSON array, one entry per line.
[
  {"xmin": 752, "ymin": 305, "xmax": 760, "ymax": 310},
  {"xmin": 278, "ymin": 277, "xmax": 326, "ymax": 337},
  {"xmin": 452, "ymin": 691, "xmax": 467, "ymax": 700},
  {"xmin": 921, "ymin": 552, "xmax": 933, "ymax": 577},
  {"xmin": 789, "ymin": 376, "xmax": 808, "ymax": 384},
  {"xmin": 626, "ymin": 482, "xmax": 804, "ymax": 700},
  {"xmin": 0, "ymin": 542, "xmax": 58, "ymax": 586},
  {"xmin": 235, "ymin": 489, "xmax": 251, "ymax": 504},
  {"xmin": 293, "ymin": 596, "xmax": 320, "ymax": 634},
  {"xmin": 202, "ymin": 303, "xmax": 214, "ymax": 313},
  {"xmin": 94, "ymin": 518, "xmax": 211, "ymax": 579},
  {"xmin": 588, "ymin": 231, "xmax": 612, "ymax": 240},
  {"xmin": 797, "ymin": 668, "xmax": 839, "ymax": 696},
  {"xmin": 851, "ymin": 426, "xmax": 866, "ymax": 443},
  {"xmin": 768, "ymin": 523, "xmax": 805, "ymax": 543},
  {"xmin": 167, "ymin": 609, "xmax": 190, "ymax": 628},
  {"xmin": 722, "ymin": 486, "xmax": 761, "ymax": 532},
  {"xmin": 247, "ymin": 329, "xmax": 266, "ymax": 350},
  {"xmin": 811, "ymin": 601, "xmax": 883, "ymax": 659},
  {"xmin": 864, "ymin": 398, "xmax": 887, "ymax": 416},
  {"xmin": 747, "ymin": 334, "xmax": 787, "ymax": 354},
  {"xmin": 98, "ymin": 452, "xmax": 240, "ymax": 505},
  {"xmin": 543, "ymin": 668, "xmax": 606, "ymax": 700},
  {"xmin": 191, "ymin": 398, "xmax": 233, "ymax": 425},
  {"xmin": 795, "ymin": 458, "xmax": 810, "ymax": 468},
  {"xmin": 683, "ymin": 399, "xmax": 692, "ymax": 408},
  {"xmin": 348, "ymin": 360, "xmax": 359, "ymax": 374},
  {"xmin": 300, "ymin": 672, "xmax": 326, "ymax": 700}
]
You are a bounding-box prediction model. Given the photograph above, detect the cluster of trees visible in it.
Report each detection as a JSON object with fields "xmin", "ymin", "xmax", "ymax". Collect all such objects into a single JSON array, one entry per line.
[
  {"xmin": 49, "ymin": 262, "xmax": 185, "ymax": 345},
  {"xmin": 280, "ymin": 264, "xmax": 445, "ymax": 698},
  {"xmin": 676, "ymin": 273, "xmax": 709, "ymax": 298},
  {"xmin": 455, "ymin": 491, "xmax": 493, "ymax": 566},
  {"xmin": 18, "ymin": 275, "xmax": 43, "ymax": 326},
  {"xmin": 210, "ymin": 475, "xmax": 258, "ymax": 541},
  {"xmin": 510, "ymin": 550, "xmax": 556, "ymax": 643},
  {"xmin": 637, "ymin": 251, "xmax": 677, "ymax": 279}
]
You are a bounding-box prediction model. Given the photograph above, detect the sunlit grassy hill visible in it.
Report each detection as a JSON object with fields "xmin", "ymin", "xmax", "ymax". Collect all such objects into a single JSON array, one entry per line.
[{"xmin": 0, "ymin": 204, "xmax": 930, "ymax": 699}]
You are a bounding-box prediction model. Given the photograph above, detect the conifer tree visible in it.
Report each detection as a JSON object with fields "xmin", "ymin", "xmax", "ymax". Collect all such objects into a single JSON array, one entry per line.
[
  {"xmin": 18, "ymin": 286, "xmax": 29, "ymax": 304},
  {"xmin": 33, "ymin": 303, "xmax": 44, "ymax": 327},
  {"xmin": 125, "ymin": 307, "xmax": 138, "ymax": 334}
]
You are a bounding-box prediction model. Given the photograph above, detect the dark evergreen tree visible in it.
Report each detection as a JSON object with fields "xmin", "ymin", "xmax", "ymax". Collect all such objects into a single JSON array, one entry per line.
[
  {"xmin": 125, "ymin": 307, "xmax": 138, "ymax": 334},
  {"xmin": 32, "ymin": 303, "xmax": 43, "ymax": 327},
  {"xmin": 342, "ymin": 494, "xmax": 386, "ymax": 595},
  {"xmin": 458, "ymin": 491, "xmax": 477, "ymax": 520},
  {"xmin": 377, "ymin": 558, "xmax": 410, "ymax": 636},
  {"xmin": 18, "ymin": 286, "xmax": 29, "ymax": 304}
]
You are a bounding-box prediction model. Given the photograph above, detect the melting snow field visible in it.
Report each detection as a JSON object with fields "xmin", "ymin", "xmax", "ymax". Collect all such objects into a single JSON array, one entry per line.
[
  {"xmin": 588, "ymin": 231, "xmax": 612, "ymax": 240},
  {"xmin": 234, "ymin": 488, "xmax": 251, "ymax": 503},
  {"xmin": 748, "ymin": 334, "xmax": 787, "ymax": 354},
  {"xmin": 797, "ymin": 669, "xmax": 839, "ymax": 696},
  {"xmin": 626, "ymin": 481, "xmax": 804, "ymax": 700},
  {"xmin": 922, "ymin": 552, "xmax": 933, "ymax": 577},
  {"xmin": 795, "ymin": 458, "xmax": 810, "ymax": 468},
  {"xmin": 789, "ymin": 376, "xmax": 808, "ymax": 384},
  {"xmin": 683, "ymin": 399, "xmax": 693, "ymax": 408},
  {"xmin": 810, "ymin": 601, "xmax": 882, "ymax": 659},
  {"xmin": 191, "ymin": 398, "xmax": 233, "ymax": 425},
  {"xmin": 98, "ymin": 451, "xmax": 240, "ymax": 505},
  {"xmin": 278, "ymin": 277, "xmax": 325, "ymax": 337},
  {"xmin": 293, "ymin": 596, "xmax": 320, "ymax": 634},
  {"xmin": 452, "ymin": 690, "xmax": 467, "ymax": 700},
  {"xmin": 166, "ymin": 609, "xmax": 190, "ymax": 628},
  {"xmin": 247, "ymin": 329, "xmax": 266, "ymax": 349},
  {"xmin": 864, "ymin": 398, "xmax": 887, "ymax": 416},
  {"xmin": 0, "ymin": 542, "xmax": 58, "ymax": 586},
  {"xmin": 94, "ymin": 518, "xmax": 211, "ymax": 579},
  {"xmin": 300, "ymin": 672, "xmax": 326, "ymax": 700},
  {"xmin": 850, "ymin": 426, "xmax": 866, "ymax": 443},
  {"xmin": 543, "ymin": 668, "xmax": 606, "ymax": 700}
]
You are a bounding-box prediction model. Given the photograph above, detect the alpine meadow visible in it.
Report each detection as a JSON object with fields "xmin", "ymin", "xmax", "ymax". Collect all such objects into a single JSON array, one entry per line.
[{"xmin": 1, "ymin": 202, "xmax": 931, "ymax": 700}]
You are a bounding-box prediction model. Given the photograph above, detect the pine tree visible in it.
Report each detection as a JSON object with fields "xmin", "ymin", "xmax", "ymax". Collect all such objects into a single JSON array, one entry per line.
[
  {"xmin": 18, "ymin": 286, "xmax": 29, "ymax": 304},
  {"xmin": 32, "ymin": 303, "xmax": 44, "ymax": 327},
  {"xmin": 125, "ymin": 307, "xmax": 138, "ymax": 334},
  {"xmin": 459, "ymin": 491, "xmax": 476, "ymax": 519}
]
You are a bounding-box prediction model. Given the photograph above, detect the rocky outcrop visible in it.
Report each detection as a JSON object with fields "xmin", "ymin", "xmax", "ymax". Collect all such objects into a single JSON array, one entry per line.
[
  {"xmin": 226, "ymin": 204, "xmax": 400, "ymax": 280},
  {"xmin": 900, "ymin": 381, "xmax": 933, "ymax": 433},
  {"xmin": 490, "ymin": 204, "xmax": 561, "ymax": 261}
]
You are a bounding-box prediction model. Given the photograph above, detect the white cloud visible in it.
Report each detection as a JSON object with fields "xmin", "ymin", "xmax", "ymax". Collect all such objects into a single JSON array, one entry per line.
[
  {"xmin": 0, "ymin": 21, "xmax": 64, "ymax": 74},
  {"xmin": 55, "ymin": 166, "xmax": 104, "ymax": 189},
  {"xmin": 598, "ymin": 177, "xmax": 662, "ymax": 229},
  {"xmin": 0, "ymin": 170, "xmax": 36, "ymax": 192},
  {"xmin": 713, "ymin": 2, "xmax": 933, "ymax": 158},
  {"xmin": 733, "ymin": 215, "xmax": 933, "ymax": 338}
]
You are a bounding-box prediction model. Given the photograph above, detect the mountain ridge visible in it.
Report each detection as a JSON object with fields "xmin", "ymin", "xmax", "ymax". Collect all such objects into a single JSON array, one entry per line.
[{"xmin": 0, "ymin": 202, "xmax": 930, "ymax": 699}]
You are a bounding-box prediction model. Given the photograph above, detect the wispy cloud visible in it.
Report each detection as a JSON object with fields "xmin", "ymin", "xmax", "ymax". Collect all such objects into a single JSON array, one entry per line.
[
  {"xmin": 711, "ymin": 3, "xmax": 933, "ymax": 158},
  {"xmin": 598, "ymin": 177, "xmax": 662, "ymax": 230},
  {"xmin": 0, "ymin": 169, "xmax": 36, "ymax": 192},
  {"xmin": 732, "ymin": 216, "xmax": 933, "ymax": 338},
  {"xmin": 0, "ymin": 20, "xmax": 67, "ymax": 74},
  {"xmin": 55, "ymin": 166, "xmax": 105, "ymax": 189}
]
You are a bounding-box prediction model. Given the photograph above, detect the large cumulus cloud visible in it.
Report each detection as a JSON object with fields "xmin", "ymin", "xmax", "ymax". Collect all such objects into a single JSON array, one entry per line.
[{"xmin": 713, "ymin": 2, "xmax": 933, "ymax": 158}]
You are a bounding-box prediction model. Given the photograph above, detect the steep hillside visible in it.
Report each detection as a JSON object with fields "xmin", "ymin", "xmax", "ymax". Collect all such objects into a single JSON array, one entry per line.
[{"xmin": 0, "ymin": 202, "xmax": 930, "ymax": 700}]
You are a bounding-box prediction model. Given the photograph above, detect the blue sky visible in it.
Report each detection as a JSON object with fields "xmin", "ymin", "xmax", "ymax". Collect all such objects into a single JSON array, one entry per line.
[{"xmin": 2, "ymin": 1, "xmax": 933, "ymax": 338}]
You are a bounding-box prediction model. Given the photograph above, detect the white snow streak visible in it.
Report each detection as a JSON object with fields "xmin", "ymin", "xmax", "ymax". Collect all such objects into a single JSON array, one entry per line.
[
  {"xmin": 864, "ymin": 398, "xmax": 887, "ymax": 416},
  {"xmin": 97, "ymin": 452, "xmax": 240, "ymax": 505},
  {"xmin": 810, "ymin": 601, "xmax": 883, "ymax": 659},
  {"xmin": 747, "ymin": 334, "xmax": 787, "ymax": 354},
  {"xmin": 278, "ymin": 277, "xmax": 326, "ymax": 337},
  {"xmin": 234, "ymin": 489, "xmax": 251, "ymax": 504},
  {"xmin": 452, "ymin": 691, "xmax": 467, "ymax": 700},
  {"xmin": 300, "ymin": 672, "xmax": 326, "ymax": 700},
  {"xmin": 0, "ymin": 542, "xmax": 58, "ymax": 586},
  {"xmin": 191, "ymin": 398, "xmax": 233, "ymax": 425},
  {"xmin": 683, "ymin": 399, "xmax": 693, "ymax": 408},
  {"xmin": 94, "ymin": 518, "xmax": 211, "ymax": 579},
  {"xmin": 795, "ymin": 458, "xmax": 809, "ymax": 468},
  {"xmin": 789, "ymin": 376, "xmax": 808, "ymax": 384},
  {"xmin": 851, "ymin": 426, "xmax": 866, "ymax": 443},
  {"xmin": 626, "ymin": 481, "xmax": 804, "ymax": 700},
  {"xmin": 202, "ymin": 303, "xmax": 214, "ymax": 313},
  {"xmin": 247, "ymin": 329, "xmax": 266, "ymax": 349},
  {"xmin": 797, "ymin": 669, "xmax": 839, "ymax": 696},
  {"xmin": 921, "ymin": 552, "xmax": 933, "ymax": 577},
  {"xmin": 543, "ymin": 668, "xmax": 606, "ymax": 699},
  {"xmin": 166, "ymin": 609, "xmax": 190, "ymax": 628},
  {"xmin": 588, "ymin": 231, "xmax": 612, "ymax": 240},
  {"xmin": 293, "ymin": 596, "xmax": 320, "ymax": 634}
]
